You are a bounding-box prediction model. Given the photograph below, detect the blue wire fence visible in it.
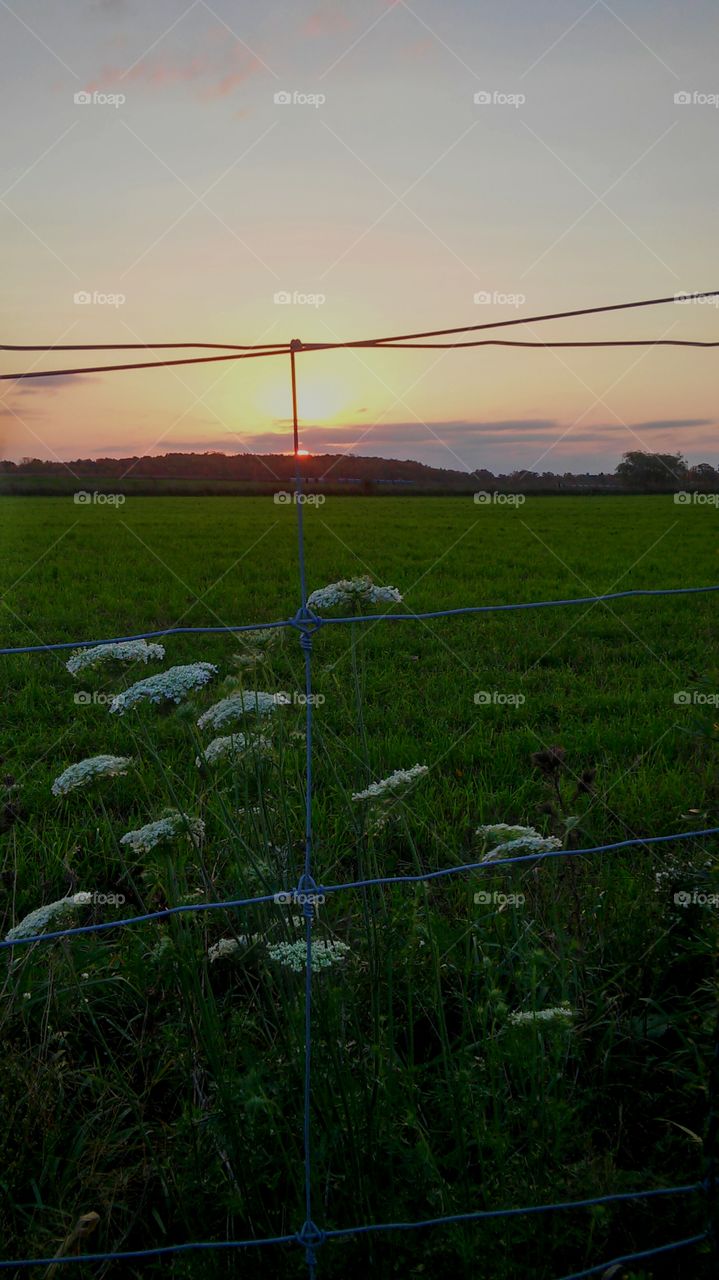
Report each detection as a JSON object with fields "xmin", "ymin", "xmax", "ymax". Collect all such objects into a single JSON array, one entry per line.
[{"xmin": 2, "ymin": 350, "xmax": 718, "ymax": 1277}]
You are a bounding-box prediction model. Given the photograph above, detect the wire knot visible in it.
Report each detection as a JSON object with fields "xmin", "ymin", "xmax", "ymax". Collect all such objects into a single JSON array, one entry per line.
[
  {"xmin": 290, "ymin": 607, "xmax": 323, "ymax": 653},
  {"xmin": 296, "ymin": 873, "xmax": 324, "ymax": 918},
  {"xmin": 295, "ymin": 1218, "xmax": 326, "ymax": 1264}
]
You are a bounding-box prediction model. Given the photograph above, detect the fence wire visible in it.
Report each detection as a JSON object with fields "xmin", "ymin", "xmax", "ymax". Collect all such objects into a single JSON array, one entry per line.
[{"xmin": 2, "ymin": 310, "xmax": 719, "ymax": 1276}]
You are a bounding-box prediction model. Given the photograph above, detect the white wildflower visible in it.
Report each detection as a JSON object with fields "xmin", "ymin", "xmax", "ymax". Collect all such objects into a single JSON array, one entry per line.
[
  {"xmin": 508, "ymin": 1004, "xmax": 575, "ymax": 1026},
  {"xmin": 267, "ymin": 939, "xmax": 351, "ymax": 972},
  {"xmin": 476, "ymin": 823, "xmax": 541, "ymax": 842},
  {"xmin": 5, "ymin": 893, "xmax": 91, "ymax": 942},
  {"xmin": 307, "ymin": 576, "xmax": 403, "ymax": 612},
  {"xmin": 352, "ymin": 764, "xmax": 429, "ymax": 803},
  {"xmin": 208, "ymin": 938, "xmax": 239, "ymax": 962},
  {"xmin": 120, "ymin": 811, "xmax": 205, "ymax": 854},
  {"xmin": 232, "ymin": 630, "xmax": 279, "ymax": 665},
  {"xmin": 196, "ymin": 733, "xmax": 272, "ymax": 768},
  {"xmin": 66, "ymin": 640, "xmax": 165, "ymax": 677},
  {"xmin": 197, "ymin": 690, "xmax": 281, "ymax": 731},
  {"xmin": 51, "ymin": 755, "xmax": 132, "ymax": 796},
  {"xmin": 109, "ymin": 663, "xmax": 217, "ymax": 715},
  {"xmin": 476, "ymin": 823, "xmax": 562, "ymax": 863}
]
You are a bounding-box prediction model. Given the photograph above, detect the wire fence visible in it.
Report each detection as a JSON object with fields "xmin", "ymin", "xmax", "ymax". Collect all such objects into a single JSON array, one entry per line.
[{"xmin": 2, "ymin": 293, "xmax": 719, "ymax": 1276}]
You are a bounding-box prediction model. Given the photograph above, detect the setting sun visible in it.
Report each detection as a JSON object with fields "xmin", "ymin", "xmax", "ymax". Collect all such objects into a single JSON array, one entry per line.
[{"xmin": 257, "ymin": 371, "xmax": 351, "ymax": 425}]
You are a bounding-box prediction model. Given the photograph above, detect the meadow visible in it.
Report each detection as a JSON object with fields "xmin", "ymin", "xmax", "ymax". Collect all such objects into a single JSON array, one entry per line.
[{"xmin": 0, "ymin": 494, "xmax": 717, "ymax": 1278}]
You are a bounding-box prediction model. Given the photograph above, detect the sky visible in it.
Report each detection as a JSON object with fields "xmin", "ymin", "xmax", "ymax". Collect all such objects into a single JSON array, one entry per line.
[{"xmin": 1, "ymin": 0, "xmax": 718, "ymax": 475}]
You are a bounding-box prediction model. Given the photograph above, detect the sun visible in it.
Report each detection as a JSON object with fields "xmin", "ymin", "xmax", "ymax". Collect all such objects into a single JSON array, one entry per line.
[
  {"xmin": 257, "ymin": 373, "xmax": 350, "ymax": 424},
  {"xmin": 295, "ymin": 448, "xmax": 311, "ymax": 457}
]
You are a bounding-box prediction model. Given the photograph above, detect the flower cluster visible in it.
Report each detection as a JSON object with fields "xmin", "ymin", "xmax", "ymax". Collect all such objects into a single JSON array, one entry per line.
[
  {"xmin": 5, "ymin": 892, "xmax": 91, "ymax": 942},
  {"xmin": 207, "ymin": 936, "xmax": 258, "ymax": 962},
  {"xmin": 196, "ymin": 733, "xmax": 272, "ymax": 768},
  {"xmin": 109, "ymin": 663, "xmax": 217, "ymax": 715},
  {"xmin": 307, "ymin": 576, "xmax": 403, "ymax": 612},
  {"xmin": 66, "ymin": 639, "xmax": 165, "ymax": 677},
  {"xmin": 196, "ymin": 690, "xmax": 280, "ymax": 731},
  {"xmin": 267, "ymin": 939, "xmax": 351, "ymax": 972},
  {"xmin": 232, "ymin": 630, "xmax": 280, "ymax": 666},
  {"xmin": 120, "ymin": 811, "xmax": 205, "ymax": 854},
  {"xmin": 508, "ymin": 1004, "xmax": 575, "ymax": 1026},
  {"xmin": 51, "ymin": 755, "xmax": 132, "ymax": 796},
  {"xmin": 475, "ymin": 823, "xmax": 562, "ymax": 864},
  {"xmin": 352, "ymin": 764, "xmax": 429, "ymax": 803}
]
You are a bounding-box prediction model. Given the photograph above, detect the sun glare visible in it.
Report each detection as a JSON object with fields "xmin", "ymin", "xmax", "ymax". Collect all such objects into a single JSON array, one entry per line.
[{"xmin": 257, "ymin": 373, "xmax": 350, "ymax": 424}]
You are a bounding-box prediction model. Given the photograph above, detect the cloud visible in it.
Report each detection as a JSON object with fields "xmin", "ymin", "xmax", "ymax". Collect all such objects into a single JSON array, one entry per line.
[
  {"xmin": 86, "ymin": 30, "xmax": 263, "ymax": 101},
  {"xmin": 627, "ymin": 418, "xmax": 715, "ymax": 432},
  {"xmin": 302, "ymin": 8, "xmax": 351, "ymax": 38},
  {"xmin": 14, "ymin": 374, "xmax": 96, "ymax": 395}
]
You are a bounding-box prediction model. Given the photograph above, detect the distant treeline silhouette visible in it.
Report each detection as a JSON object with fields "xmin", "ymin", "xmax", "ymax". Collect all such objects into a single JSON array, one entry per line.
[{"xmin": 0, "ymin": 450, "xmax": 716, "ymax": 496}]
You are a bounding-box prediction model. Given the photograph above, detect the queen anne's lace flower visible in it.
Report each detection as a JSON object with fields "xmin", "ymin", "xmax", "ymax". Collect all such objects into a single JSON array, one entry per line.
[
  {"xmin": 209, "ymin": 937, "xmax": 239, "ymax": 963},
  {"xmin": 66, "ymin": 640, "xmax": 165, "ymax": 677},
  {"xmin": 475, "ymin": 823, "xmax": 562, "ymax": 863},
  {"xmin": 109, "ymin": 663, "xmax": 217, "ymax": 715},
  {"xmin": 197, "ymin": 690, "xmax": 281, "ymax": 731},
  {"xmin": 352, "ymin": 764, "xmax": 429, "ymax": 803},
  {"xmin": 120, "ymin": 812, "xmax": 205, "ymax": 854},
  {"xmin": 5, "ymin": 893, "xmax": 91, "ymax": 942},
  {"xmin": 267, "ymin": 939, "xmax": 351, "ymax": 972},
  {"xmin": 508, "ymin": 1004, "xmax": 575, "ymax": 1026},
  {"xmin": 307, "ymin": 576, "xmax": 403, "ymax": 612},
  {"xmin": 51, "ymin": 755, "xmax": 132, "ymax": 795},
  {"xmin": 196, "ymin": 733, "xmax": 272, "ymax": 768}
]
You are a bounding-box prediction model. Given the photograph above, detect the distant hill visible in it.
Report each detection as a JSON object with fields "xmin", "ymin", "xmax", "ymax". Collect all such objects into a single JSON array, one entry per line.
[
  {"xmin": 0, "ymin": 450, "xmax": 621, "ymax": 496},
  {"xmin": 2, "ymin": 450, "xmax": 716, "ymax": 496}
]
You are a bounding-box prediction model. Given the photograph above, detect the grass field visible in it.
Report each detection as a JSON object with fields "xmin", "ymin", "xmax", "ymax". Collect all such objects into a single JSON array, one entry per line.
[{"xmin": 1, "ymin": 495, "xmax": 718, "ymax": 1278}]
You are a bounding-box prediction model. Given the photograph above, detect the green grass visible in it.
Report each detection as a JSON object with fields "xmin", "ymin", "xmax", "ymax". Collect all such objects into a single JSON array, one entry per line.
[{"xmin": 0, "ymin": 496, "xmax": 717, "ymax": 1278}]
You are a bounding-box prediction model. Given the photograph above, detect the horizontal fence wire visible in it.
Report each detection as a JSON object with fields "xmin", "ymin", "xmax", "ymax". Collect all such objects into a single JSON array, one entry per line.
[
  {"xmin": 2, "ymin": 296, "xmax": 718, "ymax": 1275},
  {"xmin": 0, "ymin": 1187, "xmax": 704, "ymax": 1270},
  {"xmin": 2, "ymin": 582, "xmax": 719, "ymax": 655},
  {"xmin": 2, "ymin": 826, "xmax": 718, "ymax": 953}
]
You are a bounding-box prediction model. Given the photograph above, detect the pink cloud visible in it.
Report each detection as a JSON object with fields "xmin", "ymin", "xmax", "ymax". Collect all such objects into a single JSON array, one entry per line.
[
  {"xmin": 86, "ymin": 32, "xmax": 263, "ymax": 101},
  {"xmin": 302, "ymin": 8, "xmax": 352, "ymax": 38}
]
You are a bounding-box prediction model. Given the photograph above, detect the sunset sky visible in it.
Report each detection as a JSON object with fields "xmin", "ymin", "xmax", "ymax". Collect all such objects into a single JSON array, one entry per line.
[{"xmin": 1, "ymin": 0, "xmax": 718, "ymax": 475}]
